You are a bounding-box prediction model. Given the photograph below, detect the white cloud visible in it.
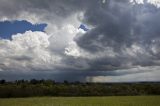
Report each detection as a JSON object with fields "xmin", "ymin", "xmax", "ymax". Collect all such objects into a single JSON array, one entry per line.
[
  {"xmin": 65, "ymin": 41, "xmax": 80, "ymax": 57},
  {"xmin": 147, "ymin": 0, "xmax": 160, "ymax": 7},
  {"xmin": 0, "ymin": 31, "xmax": 61, "ymax": 71},
  {"xmin": 130, "ymin": 0, "xmax": 160, "ymax": 7},
  {"xmin": 0, "ymin": 1, "xmax": 85, "ymax": 73}
]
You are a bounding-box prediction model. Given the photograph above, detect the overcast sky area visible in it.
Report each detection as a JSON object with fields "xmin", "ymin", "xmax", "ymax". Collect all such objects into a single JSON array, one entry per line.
[{"xmin": 0, "ymin": 0, "xmax": 160, "ymax": 82}]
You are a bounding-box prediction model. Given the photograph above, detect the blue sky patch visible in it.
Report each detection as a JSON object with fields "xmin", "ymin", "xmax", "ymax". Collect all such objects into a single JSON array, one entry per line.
[
  {"xmin": 78, "ymin": 24, "xmax": 89, "ymax": 31},
  {"xmin": 0, "ymin": 20, "xmax": 47, "ymax": 39}
]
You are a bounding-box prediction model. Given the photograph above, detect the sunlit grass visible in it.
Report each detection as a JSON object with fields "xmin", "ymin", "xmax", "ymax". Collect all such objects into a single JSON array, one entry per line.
[{"xmin": 0, "ymin": 96, "xmax": 160, "ymax": 106}]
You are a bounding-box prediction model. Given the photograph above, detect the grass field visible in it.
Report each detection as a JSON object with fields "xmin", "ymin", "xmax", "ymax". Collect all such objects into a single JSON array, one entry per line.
[{"xmin": 0, "ymin": 96, "xmax": 160, "ymax": 106}]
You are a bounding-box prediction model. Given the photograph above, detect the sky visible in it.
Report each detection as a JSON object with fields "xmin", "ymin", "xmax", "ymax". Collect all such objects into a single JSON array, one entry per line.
[
  {"xmin": 0, "ymin": 20, "xmax": 46, "ymax": 39},
  {"xmin": 0, "ymin": 0, "xmax": 160, "ymax": 82}
]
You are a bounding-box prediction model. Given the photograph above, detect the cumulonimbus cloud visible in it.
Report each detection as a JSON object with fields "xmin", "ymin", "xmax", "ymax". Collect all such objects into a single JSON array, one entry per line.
[{"xmin": 0, "ymin": 0, "xmax": 160, "ymax": 82}]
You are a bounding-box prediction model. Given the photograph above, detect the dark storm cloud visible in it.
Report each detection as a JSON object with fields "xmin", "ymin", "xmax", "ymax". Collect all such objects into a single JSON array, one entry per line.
[
  {"xmin": 10, "ymin": 55, "xmax": 33, "ymax": 61},
  {"xmin": 76, "ymin": 0, "xmax": 145, "ymax": 51},
  {"xmin": 0, "ymin": 0, "xmax": 160, "ymax": 82},
  {"xmin": 75, "ymin": 0, "xmax": 160, "ymax": 70},
  {"xmin": 0, "ymin": 70, "xmax": 106, "ymax": 82}
]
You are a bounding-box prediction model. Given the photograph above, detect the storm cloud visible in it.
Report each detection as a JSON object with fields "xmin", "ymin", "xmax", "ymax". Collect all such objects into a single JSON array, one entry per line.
[
  {"xmin": 0, "ymin": 0, "xmax": 160, "ymax": 82},
  {"xmin": 75, "ymin": 0, "xmax": 160, "ymax": 71}
]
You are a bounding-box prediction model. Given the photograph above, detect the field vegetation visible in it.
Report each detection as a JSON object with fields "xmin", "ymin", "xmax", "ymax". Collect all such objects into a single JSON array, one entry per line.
[{"xmin": 0, "ymin": 96, "xmax": 160, "ymax": 106}]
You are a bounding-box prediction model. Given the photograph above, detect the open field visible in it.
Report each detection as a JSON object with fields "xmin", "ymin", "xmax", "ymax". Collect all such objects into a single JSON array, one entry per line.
[{"xmin": 0, "ymin": 96, "xmax": 160, "ymax": 106}]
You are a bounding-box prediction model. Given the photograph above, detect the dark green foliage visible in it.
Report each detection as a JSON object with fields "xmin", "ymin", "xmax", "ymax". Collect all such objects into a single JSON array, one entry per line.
[
  {"xmin": 0, "ymin": 79, "xmax": 5, "ymax": 84},
  {"xmin": 0, "ymin": 80, "xmax": 160, "ymax": 98}
]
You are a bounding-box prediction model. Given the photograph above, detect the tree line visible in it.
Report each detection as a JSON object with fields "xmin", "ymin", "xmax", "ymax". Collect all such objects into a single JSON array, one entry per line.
[{"xmin": 0, "ymin": 79, "xmax": 160, "ymax": 98}]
